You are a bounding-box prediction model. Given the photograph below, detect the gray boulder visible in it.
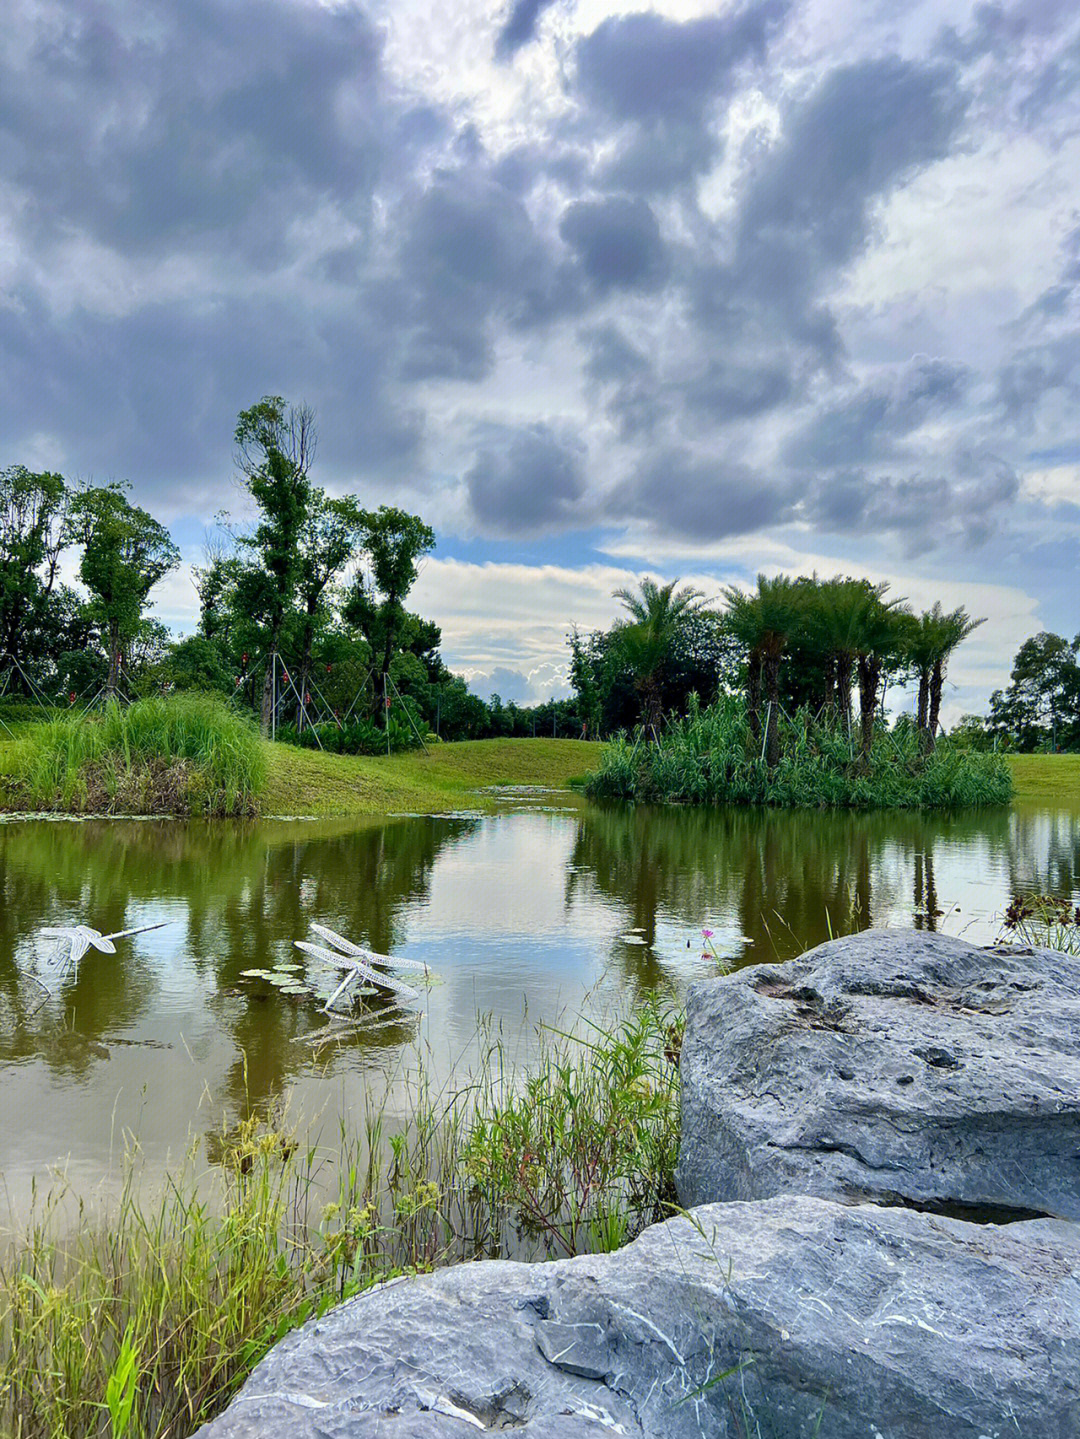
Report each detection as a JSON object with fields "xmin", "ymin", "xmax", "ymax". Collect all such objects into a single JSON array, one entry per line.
[
  {"xmin": 194, "ymin": 1196, "xmax": 1080, "ymax": 1437},
  {"xmin": 676, "ymin": 930, "xmax": 1080, "ymax": 1219}
]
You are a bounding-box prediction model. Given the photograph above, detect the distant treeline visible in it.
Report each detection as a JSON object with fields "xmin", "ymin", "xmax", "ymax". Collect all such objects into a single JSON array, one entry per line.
[{"xmin": 0, "ymin": 399, "xmax": 590, "ymax": 751}]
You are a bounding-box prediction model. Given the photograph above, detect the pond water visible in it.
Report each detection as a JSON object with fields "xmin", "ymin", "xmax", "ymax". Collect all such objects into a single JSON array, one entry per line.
[{"xmin": 1, "ymin": 790, "xmax": 1078, "ymax": 1213}]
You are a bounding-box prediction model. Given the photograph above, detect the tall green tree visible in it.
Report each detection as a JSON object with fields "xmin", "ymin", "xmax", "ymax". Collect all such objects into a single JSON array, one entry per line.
[
  {"xmin": 343, "ymin": 506, "xmax": 435, "ymax": 723},
  {"xmin": 988, "ymin": 629, "xmax": 1073, "ymax": 751},
  {"xmin": 611, "ymin": 578, "xmax": 712, "ymax": 733},
  {"xmin": 293, "ymin": 490, "xmax": 363, "ymax": 729},
  {"xmin": 0, "ymin": 465, "xmax": 69, "ymax": 681},
  {"xmin": 723, "ymin": 575, "xmax": 802, "ymax": 767},
  {"xmin": 72, "ymin": 484, "xmax": 180, "ymax": 696},
  {"xmin": 231, "ymin": 397, "xmax": 315, "ymax": 732}
]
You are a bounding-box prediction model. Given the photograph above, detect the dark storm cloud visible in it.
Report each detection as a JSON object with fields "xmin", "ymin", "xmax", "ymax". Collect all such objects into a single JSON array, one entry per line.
[
  {"xmin": 396, "ymin": 171, "xmax": 575, "ymax": 380},
  {"xmin": 734, "ymin": 58, "xmax": 966, "ymax": 302},
  {"xmin": 494, "ymin": 0, "xmax": 561, "ymax": 59},
  {"xmin": 573, "ymin": 2, "xmax": 789, "ymax": 192},
  {"xmin": 465, "ymin": 424, "xmax": 587, "ymax": 535},
  {"xmin": 0, "ymin": 0, "xmax": 1065, "ymax": 565},
  {"xmin": 575, "ymin": 3, "xmax": 787, "ymax": 123},
  {"xmin": 0, "ymin": 0, "xmax": 389, "ymax": 256},
  {"xmin": 615, "ymin": 449, "xmax": 794, "ymax": 541},
  {"xmin": 784, "ymin": 360, "xmax": 970, "ymax": 468},
  {"xmin": 559, "ymin": 197, "xmax": 668, "ymax": 292},
  {"xmin": 800, "ymin": 456, "xmax": 1019, "ymax": 552}
]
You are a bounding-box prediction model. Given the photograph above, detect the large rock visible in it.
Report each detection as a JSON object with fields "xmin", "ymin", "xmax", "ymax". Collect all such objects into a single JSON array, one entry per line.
[
  {"xmin": 195, "ymin": 1196, "xmax": 1080, "ymax": 1437},
  {"xmin": 676, "ymin": 930, "xmax": 1080, "ymax": 1219}
]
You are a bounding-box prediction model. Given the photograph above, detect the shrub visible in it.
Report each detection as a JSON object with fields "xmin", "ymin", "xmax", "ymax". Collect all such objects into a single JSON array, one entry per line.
[
  {"xmin": 0, "ymin": 694, "xmax": 265, "ymax": 816},
  {"xmin": 275, "ymin": 715, "xmax": 421, "ymax": 756}
]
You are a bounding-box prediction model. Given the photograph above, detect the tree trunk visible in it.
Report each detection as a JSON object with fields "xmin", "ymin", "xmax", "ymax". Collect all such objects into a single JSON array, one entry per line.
[
  {"xmin": 260, "ymin": 644, "xmax": 277, "ymax": 736},
  {"xmin": 763, "ymin": 653, "xmax": 780, "ymax": 768},
  {"xmin": 106, "ymin": 622, "xmax": 121, "ymax": 698},
  {"xmin": 917, "ymin": 667, "xmax": 930, "ymax": 750},
  {"xmin": 927, "ymin": 661, "xmax": 944, "ymax": 750},
  {"xmin": 835, "ymin": 653, "xmax": 854, "ymax": 736},
  {"xmin": 857, "ymin": 655, "xmax": 881, "ymax": 759},
  {"xmin": 746, "ymin": 653, "xmax": 762, "ymax": 741}
]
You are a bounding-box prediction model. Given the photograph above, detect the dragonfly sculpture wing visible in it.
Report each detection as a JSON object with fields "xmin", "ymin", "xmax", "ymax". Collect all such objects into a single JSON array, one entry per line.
[
  {"xmin": 309, "ymin": 923, "xmax": 429, "ymax": 974},
  {"xmin": 295, "ymin": 941, "xmax": 419, "ymax": 1000},
  {"xmin": 78, "ymin": 927, "xmax": 117, "ymax": 954}
]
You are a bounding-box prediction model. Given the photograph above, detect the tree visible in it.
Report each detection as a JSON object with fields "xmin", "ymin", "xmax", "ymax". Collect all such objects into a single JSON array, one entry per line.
[
  {"xmin": 925, "ymin": 606, "xmax": 984, "ymax": 748},
  {"xmin": 0, "ymin": 465, "xmax": 69, "ymax": 681},
  {"xmin": 343, "ymin": 506, "xmax": 435, "ymax": 723},
  {"xmin": 988, "ymin": 630, "xmax": 1078, "ymax": 752},
  {"xmin": 852, "ymin": 592, "xmax": 908, "ymax": 760},
  {"xmin": 611, "ymin": 577, "xmax": 713, "ymax": 733},
  {"xmin": 72, "ymin": 484, "xmax": 180, "ymax": 696},
  {"xmin": 231, "ymin": 397, "xmax": 315, "ymax": 732},
  {"xmin": 722, "ymin": 575, "xmax": 801, "ymax": 767},
  {"xmin": 292, "ymin": 490, "xmax": 363, "ymax": 731}
]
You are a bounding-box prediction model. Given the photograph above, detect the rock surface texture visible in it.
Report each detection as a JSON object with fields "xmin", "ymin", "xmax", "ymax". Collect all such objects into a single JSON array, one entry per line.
[
  {"xmin": 194, "ymin": 1196, "xmax": 1080, "ymax": 1438},
  {"xmin": 676, "ymin": 929, "xmax": 1080, "ymax": 1219}
]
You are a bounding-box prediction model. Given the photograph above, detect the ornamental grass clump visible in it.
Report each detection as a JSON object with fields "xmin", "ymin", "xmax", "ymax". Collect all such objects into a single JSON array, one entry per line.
[{"xmin": 0, "ymin": 694, "xmax": 265, "ymax": 816}]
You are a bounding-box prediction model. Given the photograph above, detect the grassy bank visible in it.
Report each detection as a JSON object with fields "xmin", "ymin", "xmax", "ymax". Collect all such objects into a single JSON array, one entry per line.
[
  {"xmin": 0, "ymin": 696, "xmax": 265, "ymax": 817},
  {"xmin": 1006, "ymin": 753, "xmax": 1080, "ymax": 806},
  {"xmin": 262, "ymin": 735, "xmax": 598, "ymax": 815},
  {"xmin": 0, "ymin": 698, "xmax": 597, "ymax": 818},
  {"xmin": 0, "ymin": 1007, "xmax": 679, "ymax": 1439},
  {"xmin": 586, "ymin": 697, "xmax": 1013, "ymax": 811}
]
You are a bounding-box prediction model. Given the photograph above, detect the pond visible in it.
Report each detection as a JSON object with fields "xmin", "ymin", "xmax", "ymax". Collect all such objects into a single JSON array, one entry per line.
[{"xmin": 1, "ymin": 790, "xmax": 1078, "ymax": 1215}]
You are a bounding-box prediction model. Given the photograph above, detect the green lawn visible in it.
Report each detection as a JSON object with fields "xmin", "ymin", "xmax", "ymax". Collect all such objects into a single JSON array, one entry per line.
[
  {"xmin": 262, "ymin": 737, "xmax": 599, "ymax": 816},
  {"xmin": 1006, "ymin": 752, "xmax": 1080, "ymax": 806}
]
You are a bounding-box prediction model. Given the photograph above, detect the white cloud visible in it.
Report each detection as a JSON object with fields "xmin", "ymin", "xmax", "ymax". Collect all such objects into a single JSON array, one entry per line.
[{"xmin": 1023, "ymin": 464, "xmax": 1080, "ymax": 508}]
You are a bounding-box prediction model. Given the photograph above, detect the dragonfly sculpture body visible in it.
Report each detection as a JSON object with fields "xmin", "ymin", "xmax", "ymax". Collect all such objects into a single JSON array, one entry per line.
[
  {"xmin": 295, "ymin": 923, "xmax": 429, "ymax": 1013},
  {"xmin": 39, "ymin": 922, "xmax": 168, "ymax": 979}
]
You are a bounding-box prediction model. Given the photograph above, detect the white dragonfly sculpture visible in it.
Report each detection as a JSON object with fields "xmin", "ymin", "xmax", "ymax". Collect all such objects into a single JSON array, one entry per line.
[
  {"xmin": 294, "ymin": 923, "xmax": 429, "ymax": 1013},
  {"xmin": 39, "ymin": 922, "xmax": 168, "ymax": 980}
]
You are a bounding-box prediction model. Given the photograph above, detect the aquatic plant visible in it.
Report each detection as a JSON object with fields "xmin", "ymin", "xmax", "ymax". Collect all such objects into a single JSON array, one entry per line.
[
  {"xmin": 1000, "ymin": 893, "xmax": 1080, "ymax": 955},
  {"xmin": 585, "ymin": 694, "xmax": 1013, "ymax": 811},
  {"xmin": 0, "ymin": 1004, "xmax": 680, "ymax": 1439}
]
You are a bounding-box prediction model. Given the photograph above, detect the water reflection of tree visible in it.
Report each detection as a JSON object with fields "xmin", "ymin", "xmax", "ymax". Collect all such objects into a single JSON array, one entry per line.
[
  {"xmin": 1006, "ymin": 809, "xmax": 1080, "ymax": 900},
  {"xmin": 0, "ymin": 815, "xmax": 475, "ymax": 1110},
  {"xmin": 567, "ymin": 802, "xmax": 1014, "ymax": 968}
]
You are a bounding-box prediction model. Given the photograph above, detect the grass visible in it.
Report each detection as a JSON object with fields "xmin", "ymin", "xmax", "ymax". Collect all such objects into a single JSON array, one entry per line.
[
  {"xmin": 0, "ymin": 1005, "xmax": 680, "ymax": 1439},
  {"xmin": 0, "ymin": 696, "xmax": 265, "ymax": 818},
  {"xmin": 999, "ymin": 893, "xmax": 1080, "ymax": 954},
  {"xmin": 261, "ymin": 736, "xmax": 599, "ymax": 816},
  {"xmin": 1005, "ymin": 752, "xmax": 1080, "ymax": 806},
  {"xmin": 586, "ymin": 696, "xmax": 1013, "ymax": 811}
]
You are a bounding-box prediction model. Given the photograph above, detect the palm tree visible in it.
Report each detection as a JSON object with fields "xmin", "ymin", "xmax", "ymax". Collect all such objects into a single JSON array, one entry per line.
[
  {"xmin": 853, "ymin": 593, "xmax": 909, "ymax": 759},
  {"xmin": 612, "ymin": 577, "xmax": 711, "ymax": 732},
  {"xmin": 803, "ymin": 577, "xmax": 888, "ymax": 732},
  {"xmin": 723, "ymin": 574, "xmax": 802, "ymax": 767},
  {"xmin": 926, "ymin": 606, "xmax": 984, "ymax": 748}
]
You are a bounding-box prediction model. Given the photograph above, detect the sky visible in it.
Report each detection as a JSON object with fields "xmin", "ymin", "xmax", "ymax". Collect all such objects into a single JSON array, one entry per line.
[{"xmin": 2, "ymin": 0, "xmax": 1078, "ymax": 720}]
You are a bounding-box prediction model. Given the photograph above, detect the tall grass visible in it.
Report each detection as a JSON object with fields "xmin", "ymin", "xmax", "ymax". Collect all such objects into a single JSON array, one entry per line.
[
  {"xmin": 586, "ymin": 694, "xmax": 1013, "ymax": 810},
  {"xmin": 0, "ymin": 695, "xmax": 266, "ymax": 817},
  {"xmin": 0, "ymin": 1005, "xmax": 680, "ymax": 1439}
]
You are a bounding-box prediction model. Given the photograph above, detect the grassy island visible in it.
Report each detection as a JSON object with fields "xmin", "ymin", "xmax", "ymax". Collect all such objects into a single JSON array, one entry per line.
[{"xmin": 585, "ymin": 696, "xmax": 1013, "ymax": 811}]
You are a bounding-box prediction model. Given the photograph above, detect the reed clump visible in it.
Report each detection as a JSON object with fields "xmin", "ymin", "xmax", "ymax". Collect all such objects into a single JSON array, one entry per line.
[
  {"xmin": 0, "ymin": 695, "xmax": 265, "ymax": 816},
  {"xmin": 586, "ymin": 695, "xmax": 1013, "ymax": 811},
  {"xmin": 0, "ymin": 1005, "xmax": 680, "ymax": 1439}
]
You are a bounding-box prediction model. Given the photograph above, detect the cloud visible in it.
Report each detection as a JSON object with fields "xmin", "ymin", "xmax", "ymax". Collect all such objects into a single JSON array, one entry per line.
[
  {"xmin": 559, "ymin": 196, "xmax": 668, "ymax": 292},
  {"xmin": 465, "ymin": 423, "xmax": 587, "ymax": 536},
  {"xmin": 1, "ymin": 0, "xmax": 1078, "ymax": 704},
  {"xmin": 494, "ymin": 0, "xmax": 561, "ymax": 60}
]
